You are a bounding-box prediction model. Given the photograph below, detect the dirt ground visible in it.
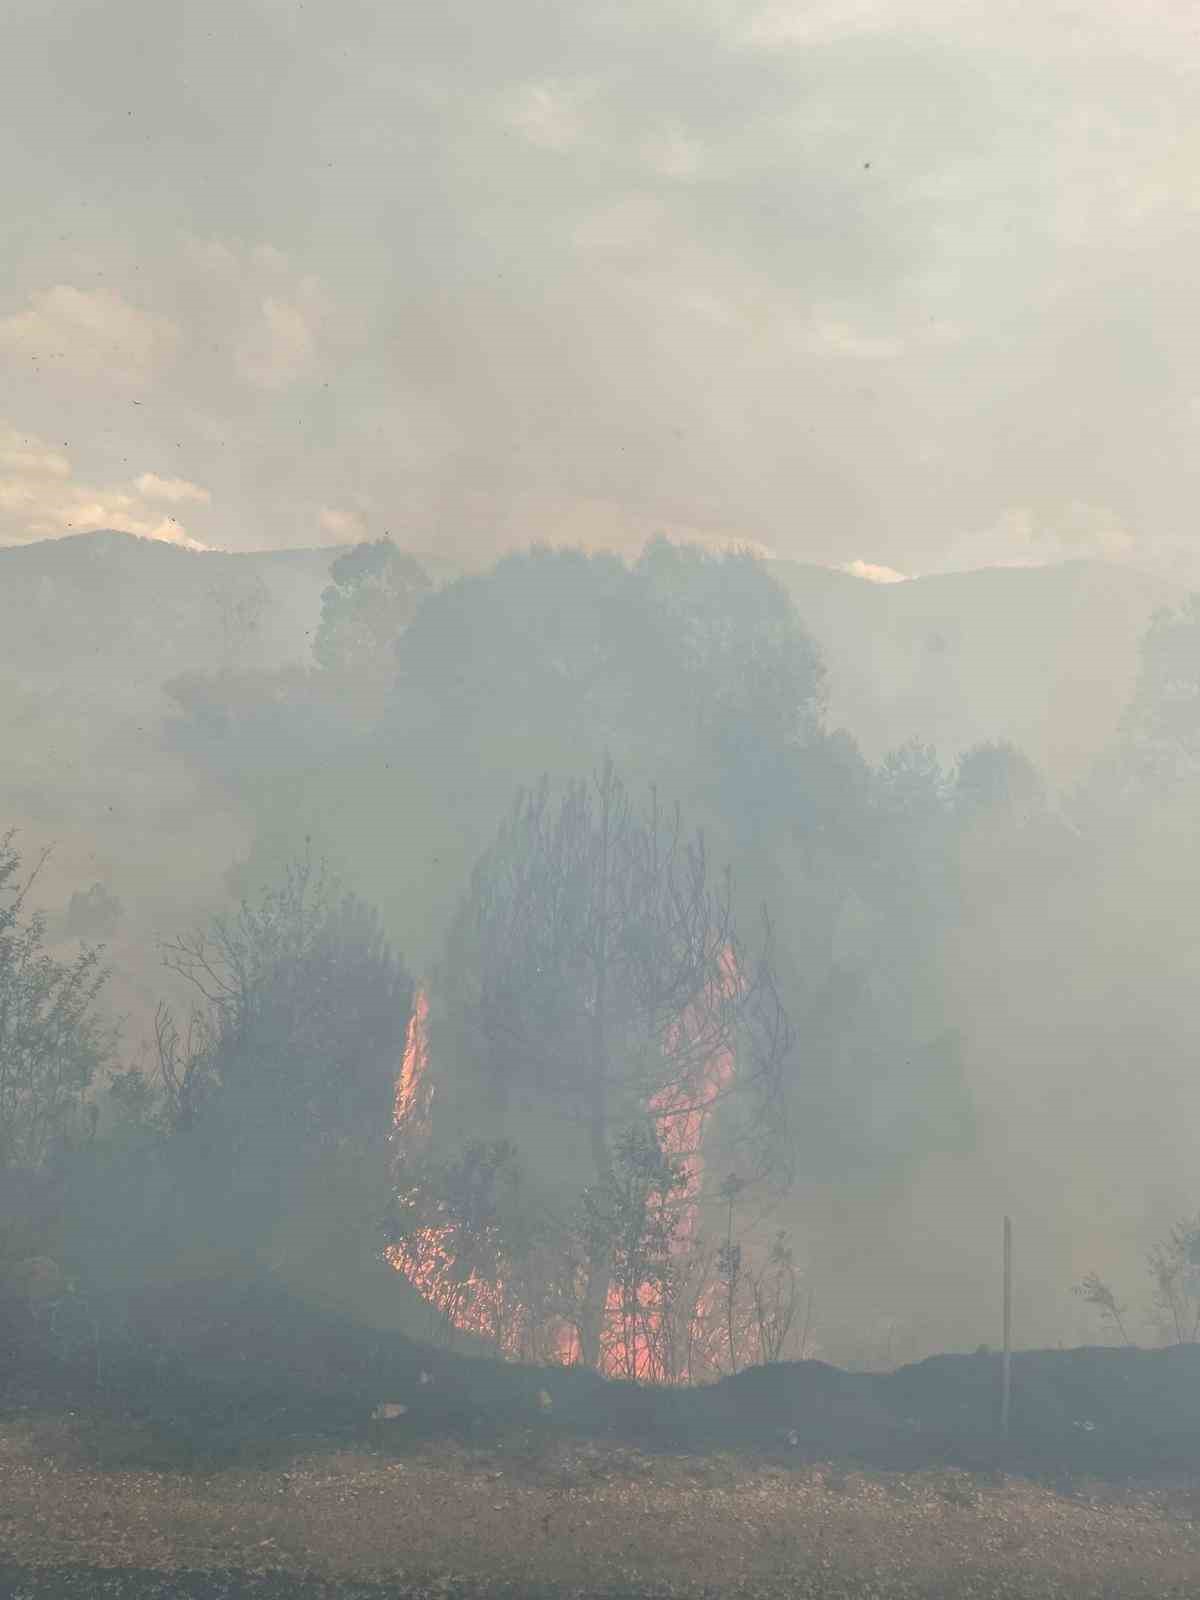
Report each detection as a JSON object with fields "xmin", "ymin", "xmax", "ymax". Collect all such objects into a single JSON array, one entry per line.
[
  {"xmin": 5, "ymin": 1407, "xmax": 1200, "ymax": 1599},
  {"xmin": 7, "ymin": 1286, "xmax": 1200, "ymax": 1596}
]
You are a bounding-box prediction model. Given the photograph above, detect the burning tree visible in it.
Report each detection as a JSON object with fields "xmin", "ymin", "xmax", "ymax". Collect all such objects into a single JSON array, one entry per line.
[{"xmin": 388, "ymin": 761, "xmax": 792, "ymax": 1374}]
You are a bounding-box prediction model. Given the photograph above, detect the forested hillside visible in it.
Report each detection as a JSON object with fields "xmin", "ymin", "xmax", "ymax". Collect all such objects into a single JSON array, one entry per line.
[{"xmin": 4, "ymin": 530, "xmax": 1199, "ymax": 1365}]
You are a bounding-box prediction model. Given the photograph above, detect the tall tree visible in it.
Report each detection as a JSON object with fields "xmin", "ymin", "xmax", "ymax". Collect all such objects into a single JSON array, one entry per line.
[
  {"xmin": 413, "ymin": 762, "xmax": 791, "ymax": 1369},
  {"xmin": 1077, "ymin": 596, "xmax": 1200, "ymax": 823},
  {"xmin": 391, "ymin": 540, "xmax": 824, "ymax": 819},
  {"xmin": 632, "ymin": 537, "xmax": 825, "ymax": 840},
  {"xmin": 314, "ymin": 537, "xmax": 431, "ymax": 690},
  {"xmin": 1118, "ymin": 596, "xmax": 1200, "ymax": 783},
  {"xmin": 174, "ymin": 539, "xmax": 829, "ymax": 978},
  {"xmin": 0, "ymin": 831, "xmax": 111, "ymax": 1174},
  {"xmin": 370, "ymin": 539, "xmax": 828, "ymax": 966},
  {"xmin": 158, "ymin": 854, "xmax": 414, "ymax": 1283}
]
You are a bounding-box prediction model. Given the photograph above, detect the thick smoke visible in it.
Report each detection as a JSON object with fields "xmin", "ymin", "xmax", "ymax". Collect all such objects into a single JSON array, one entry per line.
[{"xmin": 4, "ymin": 1, "xmax": 1200, "ymax": 583}]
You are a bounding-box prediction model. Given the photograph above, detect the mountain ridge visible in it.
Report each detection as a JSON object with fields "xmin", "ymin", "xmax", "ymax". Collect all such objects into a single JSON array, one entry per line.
[{"xmin": 1, "ymin": 529, "xmax": 1183, "ymax": 787}]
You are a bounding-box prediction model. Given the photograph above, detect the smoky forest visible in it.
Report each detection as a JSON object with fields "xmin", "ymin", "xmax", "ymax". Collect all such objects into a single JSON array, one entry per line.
[
  {"xmin": 6, "ymin": 533, "xmax": 1200, "ymax": 1598},
  {"xmin": 8, "ymin": 0, "xmax": 1200, "ymax": 1593}
]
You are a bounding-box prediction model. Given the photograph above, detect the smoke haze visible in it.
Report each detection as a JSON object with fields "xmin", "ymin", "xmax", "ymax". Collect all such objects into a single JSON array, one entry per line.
[
  {"xmin": 5, "ymin": 0, "xmax": 1200, "ymax": 582},
  {"xmin": 7, "ymin": 0, "xmax": 1200, "ymax": 1447}
]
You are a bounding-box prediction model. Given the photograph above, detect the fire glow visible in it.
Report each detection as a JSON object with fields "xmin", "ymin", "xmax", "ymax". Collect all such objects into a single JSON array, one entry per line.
[{"xmin": 386, "ymin": 955, "xmax": 741, "ymax": 1382}]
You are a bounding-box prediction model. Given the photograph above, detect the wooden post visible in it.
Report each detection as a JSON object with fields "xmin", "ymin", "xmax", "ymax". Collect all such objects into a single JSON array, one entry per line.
[{"xmin": 1000, "ymin": 1215, "xmax": 1012, "ymax": 1440}]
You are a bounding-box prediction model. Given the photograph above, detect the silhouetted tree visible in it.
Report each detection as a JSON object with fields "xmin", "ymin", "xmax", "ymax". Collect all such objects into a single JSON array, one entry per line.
[
  {"xmin": 209, "ymin": 574, "xmax": 268, "ymax": 676},
  {"xmin": 61, "ymin": 882, "xmax": 122, "ymax": 942},
  {"xmin": 0, "ymin": 832, "xmax": 111, "ymax": 1174},
  {"xmin": 582, "ymin": 1121, "xmax": 691, "ymax": 1381},
  {"xmin": 162, "ymin": 663, "xmax": 350, "ymax": 793},
  {"xmin": 414, "ymin": 761, "xmax": 791, "ymax": 1369},
  {"xmin": 391, "ymin": 541, "xmax": 824, "ymax": 835},
  {"xmin": 1119, "ymin": 598, "xmax": 1200, "ymax": 784},
  {"xmin": 314, "ymin": 536, "xmax": 431, "ymax": 686},
  {"xmin": 1148, "ymin": 1214, "xmax": 1200, "ymax": 1346},
  {"xmin": 158, "ymin": 853, "xmax": 414, "ymax": 1268},
  {"xmin": 955, "ymin": 740, "xmax": 1046, "ymax": 825},
  {"xmin": 1077, "ymin": 596, "xmax": 1200, "ymax": 825}
]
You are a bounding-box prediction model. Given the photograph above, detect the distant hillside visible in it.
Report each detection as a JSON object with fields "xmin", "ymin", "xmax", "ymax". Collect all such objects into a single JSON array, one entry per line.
[
  {"xmin": 1, "ymin": 533, "xmax": 1181, "ymax": 806},
  {"xmin": 0, "ymin": 530, "xmax": 455, "ymax": 1029},
  {"xmin": 0, "ymin": 533, "xmax": 1181, "ymax": 876},
  {"xmin": 0, "ymin": 531, "xmax": 1189, "ymax": 1369},
  {"xmin": 771, "ymin": 558, "xmax": 1184, "ymax": 787},
  {"xmin": 0, "ymin": 528, "xmax": 465, "ymax": 772},
  {"xmin": 1, "ymin": 530, "xmax": 339, "ymax": 687}
]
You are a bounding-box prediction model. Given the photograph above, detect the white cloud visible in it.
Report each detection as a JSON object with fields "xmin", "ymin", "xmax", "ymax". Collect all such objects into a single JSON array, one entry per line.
[
  {"xmin": 135, "ymin": 473, "xmax": 211, "ymax": 505},
  {"xmin": 0, "ymin": 285, "xmax": 178, "ymax": 382},
  {"xmin": 1056, "ymin": 502, "xmax": 1137, "ymax": 560},
  {"xmin": 180, "ymin": 238, "xmax": 333, "ymax": 392},
  {"xmin": 0, "ymin": 425, "xmax": 71, "ymax": 481},
  {"xmin": 842, "ymin": 558, "xmax": 910, "ymax": 583},
  {"xmin": 742, "ymin": 0, "xmax": 900, "ymax": 49},
  {"xmin": 237, "ymin": 295, "xmax": 319, "ymax": 390},
  {"xmin": 642, "ymin": 127, "xmax": 705, "ymax": 181},
  {"xmin": 571, "ymin": 193, "xmax": 668, "ymax": 262},
  {"xmin": 318, "ymin": 506, "xmax": 364, "ymax": 540},
  {"xmin": 802, "ymin": 312, "xmax": 904, "ymax": 362},
  {"xmin": 502, "ymin": 80, "xmax": 595, "ymax": 152},
  {"xmin": 0, "ymin": 423, "xmax": 211, "ymax": 550},
  {"xmin": 941, "ymin": 503, "xmax": 1137, "ymax": 573}
]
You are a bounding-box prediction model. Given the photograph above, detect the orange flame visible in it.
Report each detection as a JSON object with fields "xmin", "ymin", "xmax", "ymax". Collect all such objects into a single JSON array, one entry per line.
[
  {"xmin": 393, "ymin": 989, "xmax": 431, "ymax": 1130},
  {"xmin": 388, "ymin": 990, "xmax": 526, "ymax": 1346},
  {"xmin": 596, "ymin": 944, "xmax": 740, "ymax": 1380},
  {"xmin": 389, "ymin": 949, "xmax": 743, "ymax": 1381}
]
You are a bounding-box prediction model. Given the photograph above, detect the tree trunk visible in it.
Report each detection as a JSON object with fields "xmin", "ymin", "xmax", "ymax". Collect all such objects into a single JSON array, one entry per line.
[
  {"xmin": 578, "ymin": 1088, "xmax": 613, "ymax": 1369},
  {"xmin": 579, "ymin": 760, "xmax": 615, "ymax": 1370}
]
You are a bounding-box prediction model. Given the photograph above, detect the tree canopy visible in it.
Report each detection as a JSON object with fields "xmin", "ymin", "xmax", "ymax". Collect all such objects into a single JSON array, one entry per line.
[
  {"xmin": 314, "ymin": 536, "xmax": 432, "ymax": 686},
  {"xmin": 393, "ymin": 760, "xmax": 792, "ymax": 1369},
  {"xmin": 0, "ymin": 831, "xmax": 111, "ymax": 1174}
]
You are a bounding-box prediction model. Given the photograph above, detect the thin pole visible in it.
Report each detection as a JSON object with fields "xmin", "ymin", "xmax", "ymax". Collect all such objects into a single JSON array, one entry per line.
[{"xmin": 1000, "ymin": 1215, "xmax": 1012, "ymax": 1440}]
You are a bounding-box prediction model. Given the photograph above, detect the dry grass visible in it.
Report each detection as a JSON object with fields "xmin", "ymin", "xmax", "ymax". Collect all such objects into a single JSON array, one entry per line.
[{"xmin": 4, "ymin": 1410, "xmax": 1200, "ymax": 1597}]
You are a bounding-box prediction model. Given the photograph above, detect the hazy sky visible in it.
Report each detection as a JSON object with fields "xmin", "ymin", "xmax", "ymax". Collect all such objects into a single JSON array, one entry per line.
[{"xmin": 4, "ymin": 0, "xmax": 1200, "ymax": 580}]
